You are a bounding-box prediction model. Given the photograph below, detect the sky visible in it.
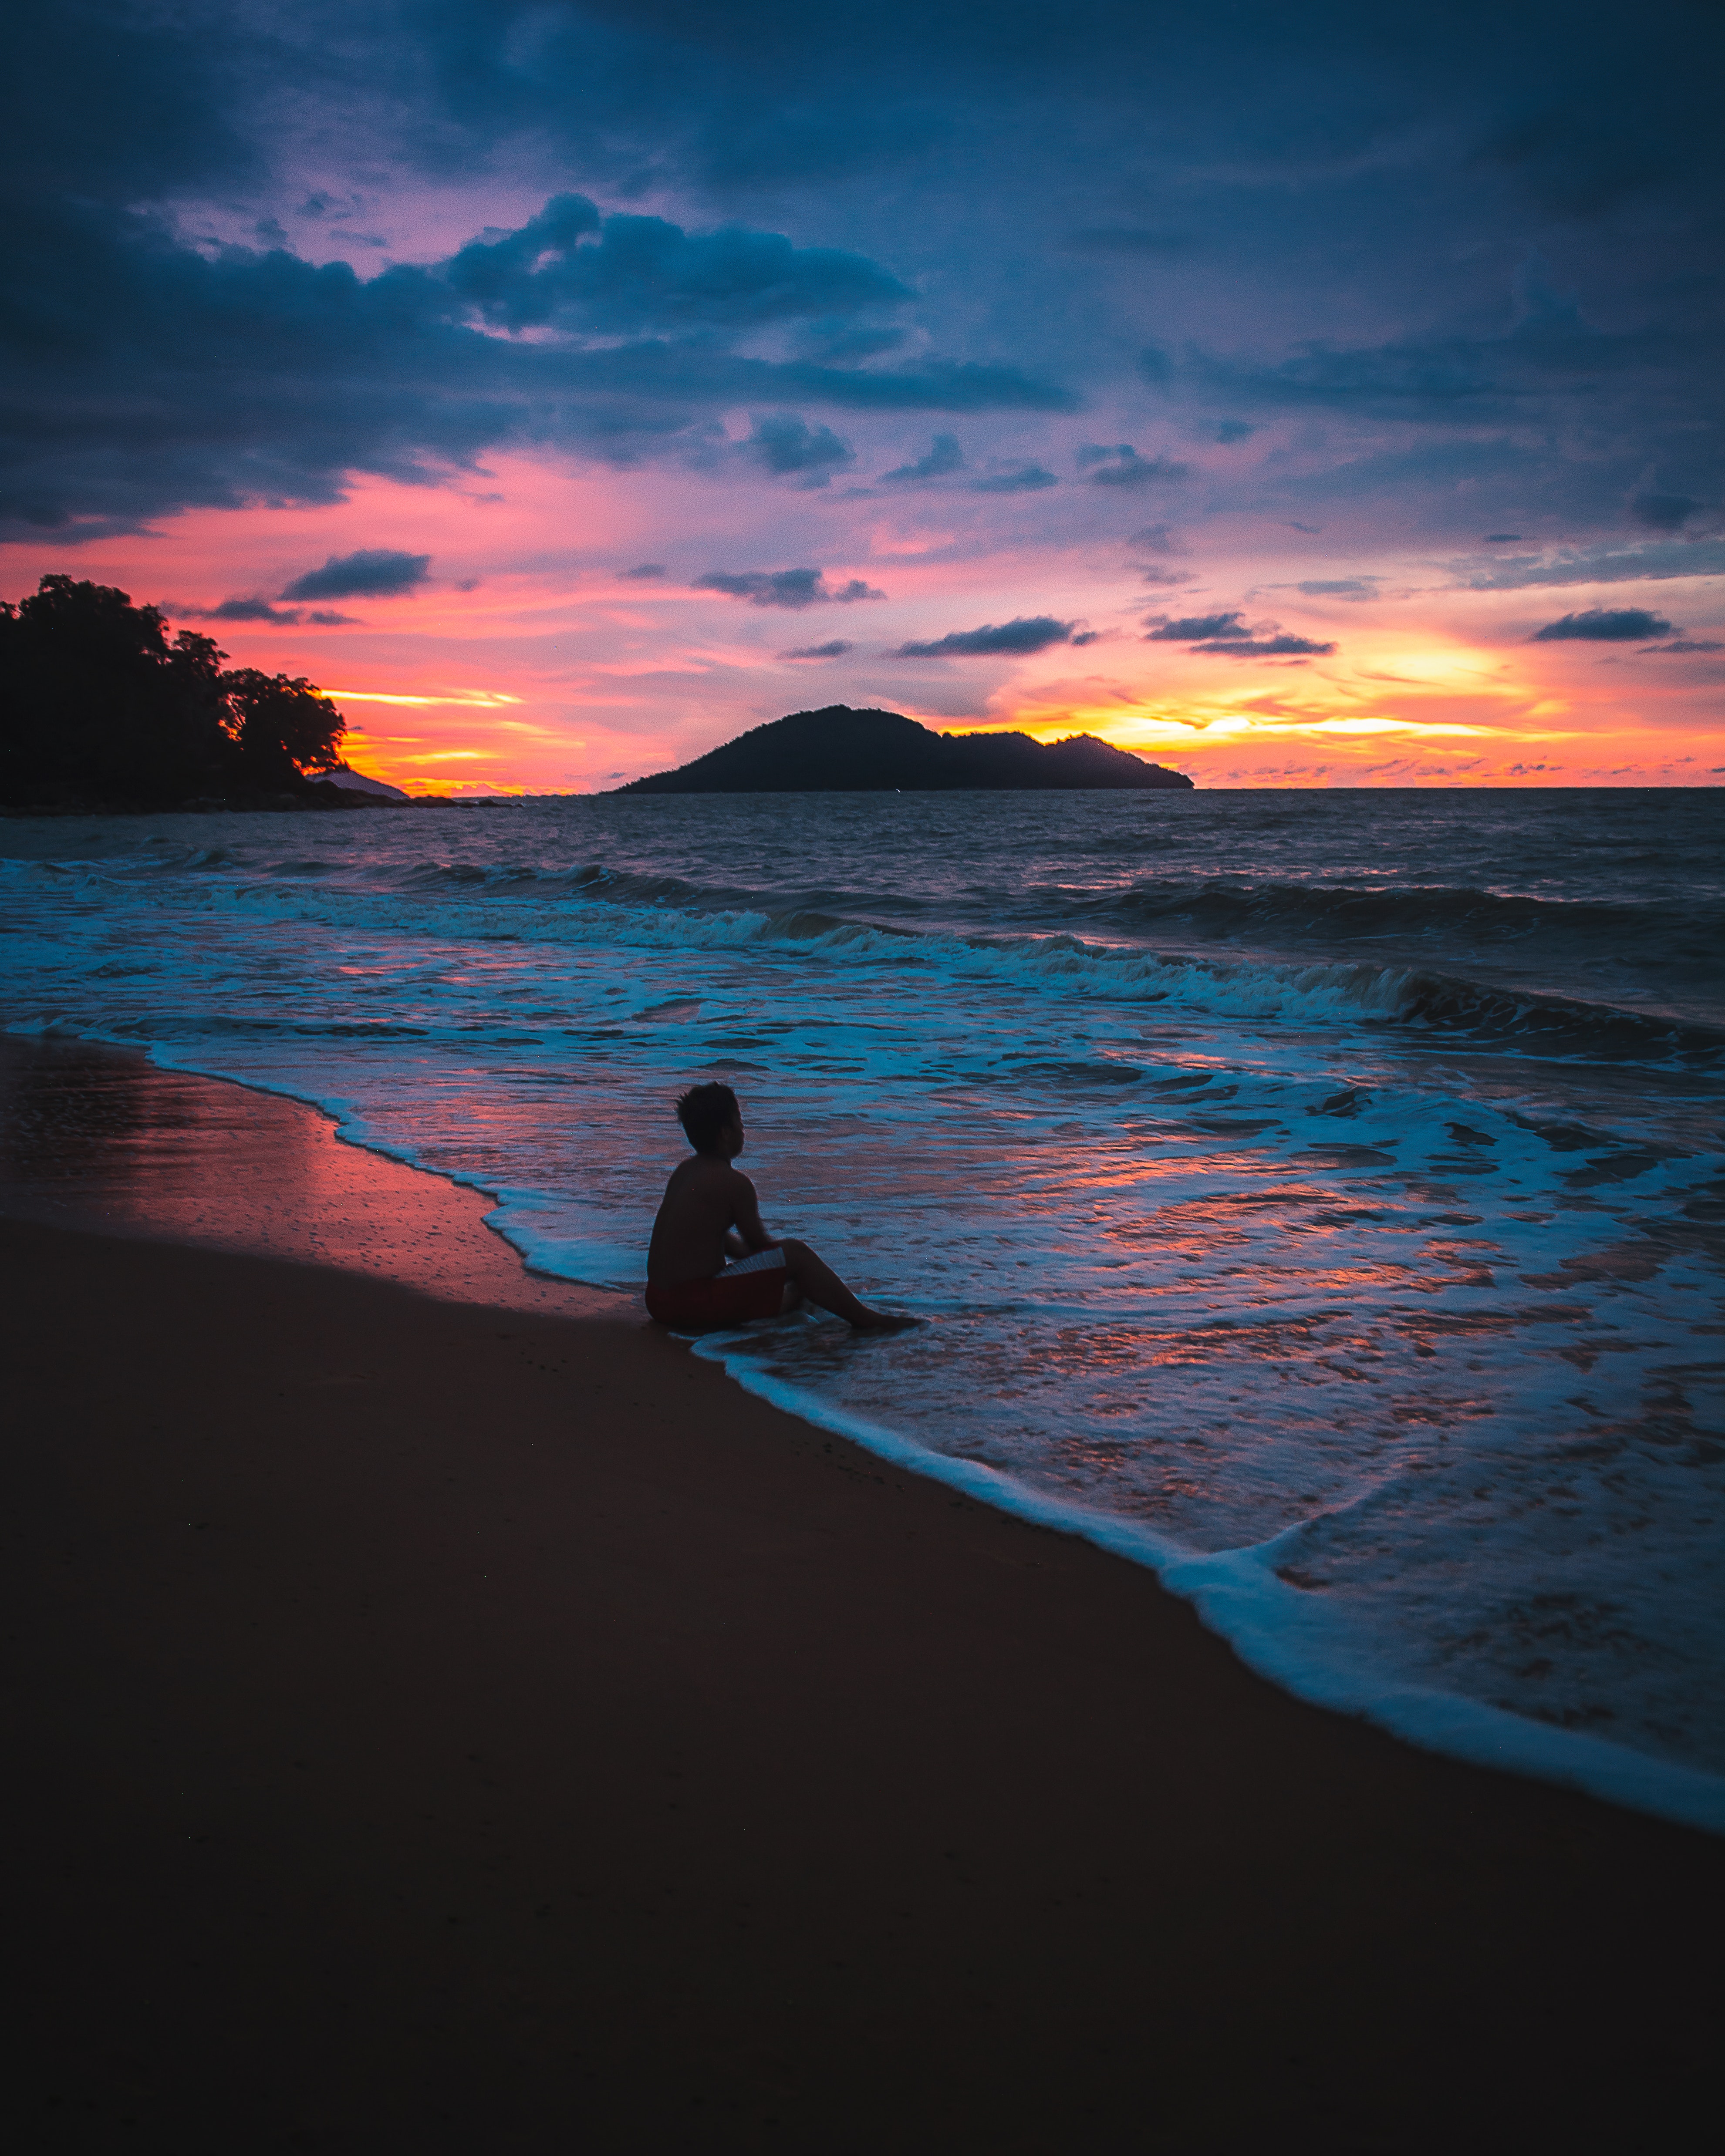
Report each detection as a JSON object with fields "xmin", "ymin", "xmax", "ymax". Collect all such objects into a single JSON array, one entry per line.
[{"xmin": 4, "ymin": 2, "xmax": 1722, "ymax": 792}]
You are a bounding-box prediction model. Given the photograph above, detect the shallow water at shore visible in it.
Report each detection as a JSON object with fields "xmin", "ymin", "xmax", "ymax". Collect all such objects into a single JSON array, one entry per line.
[{"xmin": 4, "ymin": 788, "xmax": 1722, "ymax": 1822}]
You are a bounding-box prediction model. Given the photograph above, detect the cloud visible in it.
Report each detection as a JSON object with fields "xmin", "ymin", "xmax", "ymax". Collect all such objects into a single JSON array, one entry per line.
[
  {"xmin": 1472, "ymin": 106, "xmax": 1673, "ymax": 219},
  {"xmin": 694, "ymin": 569, "xmax": 886, "ymax": 609},
  {"xmin": 621, "ymin": 562, "xmax": 667, "ymax": 578},
  {"xmin": 1214, "ymin": 420, "xmax": 1256, "ymax": 443},
  {"xmin": 1145, "ymin": 610, "xmax": 1336, "ymax": 657},
  {"xmin": 1483, "ymin": 534, "xmax": 1524, "ymax": 543},
  {"xmin": 1631, "ymin": 491, "xmax": 1704, "ymax": 532},
  {"xmin": 876, "ymin": 435, "xmax": 1057, "ymax": 492},
  {"xmin": 170, "ymin": 596, "xmax": 358, "ymax": 626},
  {"xmin": 882, "ymin": 433, "xmax": 965, "ymax": 482},
  {"xmin": 779, "ymin": 639, "xmax": 854, "ymax": 659},
  {"xmin": 0, "ymin": 192, "xmax": 1073, "ymax": 539},
  {"xmin": 1455, "ymin": 538, "xmax": 1725, "ymax": 589},
  {"xmin": 744, "ymin": 413, "xmax": 854, "ymax": 485},
  {"xmin": 1131, "ymin": 524, "xmax": 1188, "ymax": 556},
  {"xmin": 1189, "ymin": 633, "xmax": 1337, "ymax": 657},
  {"xmin": 192, "ymin": 596, "xmax": 300, "ymax": 623},
  {"xmin": 280, "ymin": 549, "xmax": 432, "ymax": 601},
  {"xmin": 8, "ymin": 0, "xmax": 1718, "ymax": 567},
  {"xmin": 1156, "ymin": 291, "xmax": 1636, "ymax": 424},
  {"xmin": 1298, "ymin": 579, "xmax": 1379, "ymax": 599},
  {"xmin": 1077, "ymin": 443, "xmax": 1192, "ymax": 488},
  {"xmin": 443, "ymin": 194, "xmax": 908, "ymax": 336},
  {"xmin": 1531, "ymin": 606, "xmax": 1675, "ymax": 641},
  {"xmin": 1642, "ymin": 639, "xmax": 1723, "ymax": 653},
  {"xmin": 1145, "ymin": 611, "xmax": 1247, "ymax": 642},
  {"xmin": 893, "ymin": 616, "xmax": 1075, "ymax": 657},
  {"xmin": 970, "ymin": 462, "xmax": 1059, "ymax": 492}
]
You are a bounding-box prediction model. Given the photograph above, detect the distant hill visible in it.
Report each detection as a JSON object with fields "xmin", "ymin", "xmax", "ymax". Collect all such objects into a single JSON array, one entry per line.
[
  {"xmin": 309, "ymin": 762, "xmax": 409, "ymax": 801},
  {"xmin": 611, "ymin": 707, "xmax": 1194, "ymax": 793}
]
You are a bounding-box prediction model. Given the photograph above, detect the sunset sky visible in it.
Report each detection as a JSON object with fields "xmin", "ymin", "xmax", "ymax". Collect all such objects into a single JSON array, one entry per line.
[{"xmin": 5, "ymin": 2, "xmax": 1721, "ymax": 792}]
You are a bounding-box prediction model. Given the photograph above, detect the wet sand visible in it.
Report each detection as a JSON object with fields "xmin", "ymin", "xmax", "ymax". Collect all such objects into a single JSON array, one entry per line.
[{"xmin": 2, "ymin": 1034, "xmax": 1718, "ymax": 2153}]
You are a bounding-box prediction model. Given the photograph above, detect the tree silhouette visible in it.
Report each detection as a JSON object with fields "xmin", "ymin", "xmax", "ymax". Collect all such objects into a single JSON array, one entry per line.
[
  {"xmin": 1, "ymin": 575, "xmax": 347, "ymax": 806},
  {"xmin": 222, "ymin": 669, "xmax": 347, "ymax": 788}
]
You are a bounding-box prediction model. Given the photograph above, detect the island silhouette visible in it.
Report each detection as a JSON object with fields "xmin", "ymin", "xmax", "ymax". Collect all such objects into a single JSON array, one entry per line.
[{"xmin": 613, "ymin": 706, "xmax": 1193, "ymax": 792}]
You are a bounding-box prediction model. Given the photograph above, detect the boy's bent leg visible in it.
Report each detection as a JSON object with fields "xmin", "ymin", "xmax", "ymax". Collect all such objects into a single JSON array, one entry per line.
[{"xmin": 777, "ymin": 1239, "xmax": 911, "ymax": 1330}]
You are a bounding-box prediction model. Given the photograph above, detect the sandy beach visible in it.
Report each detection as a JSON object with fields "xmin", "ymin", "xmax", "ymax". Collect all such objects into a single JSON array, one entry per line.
[{"xmin": 3, "ymin": 1033, "xmax": 1718, "ymax": 2154}]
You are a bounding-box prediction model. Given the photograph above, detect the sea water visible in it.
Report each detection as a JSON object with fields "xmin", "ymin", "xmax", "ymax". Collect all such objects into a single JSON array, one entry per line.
[{"xmin": 4, "ymin": 788, "xmax": 1722, "ymax": 1829}]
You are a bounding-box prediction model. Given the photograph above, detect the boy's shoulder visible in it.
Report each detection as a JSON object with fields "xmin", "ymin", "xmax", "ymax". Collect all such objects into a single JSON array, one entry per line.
[{"xmin": 671, "ymin": 1153, "xmax": 751, "ymax": 1189}]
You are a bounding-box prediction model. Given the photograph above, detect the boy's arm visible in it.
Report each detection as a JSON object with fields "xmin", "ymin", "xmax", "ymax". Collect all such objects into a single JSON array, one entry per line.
[{"xmin": 728, "ymin": 1170, "xmax": 778, "ymax": 1254}]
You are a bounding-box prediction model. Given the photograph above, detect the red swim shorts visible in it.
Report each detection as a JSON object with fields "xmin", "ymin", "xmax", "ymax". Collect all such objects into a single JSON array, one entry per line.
[{"xmin": 645, "ymin": 1249, "xmax": 789, "ymax": 1327}]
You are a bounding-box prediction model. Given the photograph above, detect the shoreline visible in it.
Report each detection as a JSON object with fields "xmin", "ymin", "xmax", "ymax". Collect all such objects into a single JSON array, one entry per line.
[
  {"xmin": 4, "ymin": 1031, "xmax": 1722, "ymax": 2149},
  {"xmin": 13, "ymin": 1029, "xmax": 1720, "ymax": 1836}
]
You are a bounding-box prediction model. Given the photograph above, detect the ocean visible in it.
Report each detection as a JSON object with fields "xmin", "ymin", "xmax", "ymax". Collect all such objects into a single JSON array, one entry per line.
[{"xmin": 4, "ymin": 786, "xmax": 1722, "ymax": 1829}]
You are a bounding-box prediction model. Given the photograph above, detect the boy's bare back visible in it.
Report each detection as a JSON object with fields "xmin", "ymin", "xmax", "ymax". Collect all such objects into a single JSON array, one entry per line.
[{"xmin": 647, "ymin": 1153, "xmax": 770, "ymax": 1287}]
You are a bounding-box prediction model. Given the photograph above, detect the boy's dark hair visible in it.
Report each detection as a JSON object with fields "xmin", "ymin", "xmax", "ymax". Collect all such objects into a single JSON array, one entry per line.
[{"xmin": 676, "ymin": 1082, "xmax": 740, "ymax": 1154}]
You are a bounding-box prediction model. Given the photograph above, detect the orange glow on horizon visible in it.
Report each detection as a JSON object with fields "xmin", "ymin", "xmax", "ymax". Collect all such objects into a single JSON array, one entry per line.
[{"xmin": 5, "ymin": 455, "xmax": 1717, "ymax": 795}]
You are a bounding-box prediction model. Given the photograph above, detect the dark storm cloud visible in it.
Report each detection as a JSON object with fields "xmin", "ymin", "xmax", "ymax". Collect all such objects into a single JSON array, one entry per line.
[
  {"xmin": 6, "ymin": 1, "xmax": 1721, "ymax": 543},
  {"xmin": 2, "ymin": 3, "xmax": 253, "ymax": 205},
  {"xmin": 1532, "ymin": 607, "xmax": 1675, "ymax": 641},
  {"xmin": 1145, "ymin": 293, "xmax": 1669, "ymax": 423},
  {"xmin": 0, "ymin": 186, "xmax": 1070, "ymax": 538},
  {"xmin": 1138, "ymin": 263, "xmax": 1725, "ymax": 533},
  {"xmin": 694, "ymin": 569, "xmax": 885, "ymax": 608},
  {"xmin": 400, "ymin": 0, "xmax": 1722, "ymax": 217},
  {"xmin": 893, "ymin": 617, "xmax": 1076, "ymax": 657},
  {"xmin": 779, "ymin": 640, "xmax": 854, "ymax": 659},
  {"xmin": 281, "ymin": 549, "xmax": 432, "ymax": 600},
  {"xmin": 444, "ymin": 194, "xmax": 908, "ymax": 334},
  {"xmin": 1631, "ymin": 492, "xmax": 1704, "ymax": 532},
  {"xmin": 1471, "ymin": 105, "xmax": 1673, "ymax": 219}
]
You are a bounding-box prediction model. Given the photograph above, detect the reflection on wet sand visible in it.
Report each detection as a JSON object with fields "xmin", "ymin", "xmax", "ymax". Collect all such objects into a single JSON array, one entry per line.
[{"xmin": 0, "ymin": 1034, "xmax": 622, "ymax": 1319}]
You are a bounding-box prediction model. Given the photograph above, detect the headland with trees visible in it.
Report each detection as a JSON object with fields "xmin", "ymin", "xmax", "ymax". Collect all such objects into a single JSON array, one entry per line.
[{"xmin": 0, "ymin": 575, "xmax": 371, "ymax": 813}]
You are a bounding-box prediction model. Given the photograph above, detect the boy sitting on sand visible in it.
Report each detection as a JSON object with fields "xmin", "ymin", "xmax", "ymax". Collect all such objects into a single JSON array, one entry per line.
[{"xmin": 646, "ymin": 1083, "xmax": 911, "ymax": 1331}]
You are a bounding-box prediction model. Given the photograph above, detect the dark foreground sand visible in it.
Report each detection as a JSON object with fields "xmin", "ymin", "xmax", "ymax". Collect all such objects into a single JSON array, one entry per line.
[{"xmin": 3, "ymin": 1037, "xmax": 1718, "ymax": 2154}]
